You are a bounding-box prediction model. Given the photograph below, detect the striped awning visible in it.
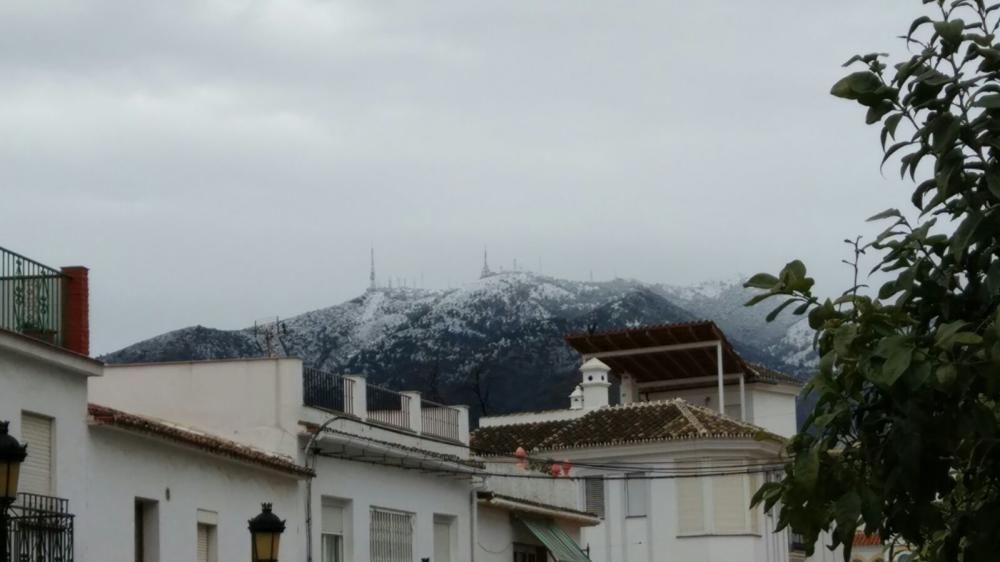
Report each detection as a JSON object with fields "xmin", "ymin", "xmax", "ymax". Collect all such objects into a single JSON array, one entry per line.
[{"xmin": 516, "ymin": 517, "xmax": 590, "ymax": 562}]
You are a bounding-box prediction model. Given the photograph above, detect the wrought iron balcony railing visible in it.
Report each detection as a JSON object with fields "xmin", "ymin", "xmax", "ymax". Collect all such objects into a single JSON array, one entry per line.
[
  {"xmin": 0, "ymin": 246, "xmax": 66, "ymax": 346},
  {"xmin": 5, "ymin": 492, "xmax": 75, "ymax": 562}
]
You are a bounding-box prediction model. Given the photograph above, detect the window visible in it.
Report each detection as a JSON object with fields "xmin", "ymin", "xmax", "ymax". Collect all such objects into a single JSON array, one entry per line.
[
  {"xmin": 583, "ymin": 477, "xmax": 605, "ymax": 518},
  {"xmin": 625, "ymin": 473, "xmax": 648, "ymax": 517},
  {"xmin": 20, "ymin": 412, "xmax": 53, "ymax": 495},
  {"xmin": 370, "ymin": 507, "xmax": 413, "ymax": 562},
  {"xmin": 513, "ymin": 544, "xmax": 546, "ymax": 562},
  {"xmin": 677, "ymin": 476, "xmax": 706, "ymax": 534},
  {"xmin": 676, "ymin": 472, "xmax": 759, "ymax": 536},
  {"xmin": 197, "ymin": 510, "xmax": 218, "ymax": 562},
  {"xmin": 323, "ymin": 500, "xmax": 346, "ymax": 562}
]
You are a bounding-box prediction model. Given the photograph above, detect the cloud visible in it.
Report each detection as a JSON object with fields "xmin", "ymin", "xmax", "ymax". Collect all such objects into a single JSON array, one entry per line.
[{"xmin": 0, "ymin": 0, "xmax": 923, "ymax": 353}]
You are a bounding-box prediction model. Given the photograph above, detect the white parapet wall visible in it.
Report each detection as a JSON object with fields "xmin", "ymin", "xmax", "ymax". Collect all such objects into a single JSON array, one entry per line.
[{"xmin": 90, "ymin": 358, "xmax": 305, "ymax": 457}]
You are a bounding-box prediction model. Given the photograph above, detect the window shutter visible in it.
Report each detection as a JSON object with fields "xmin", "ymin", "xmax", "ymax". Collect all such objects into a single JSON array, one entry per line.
[
  {"xmin": 322, "ymin": 504, "xmax": 344, "ymax": 535},
  {"xmin": 197, "ymin": 524, "xmax": 210, "ymax": 562},
  {"xmin": 584, "ymin": 478, "xmax": 605, "ymax": 518},
  {"xmin": 625, "ymin": 474, "xmax": 648, "ymax": 517},
  {"xmin": 677, "ymin": 476, "xmax": 705, "ymax": 534},
  {"xmin": 712, "ymin": 474, "xmax": 748, "ymax": 533},
  {"xmin": 20, "ymin": 413, "xmax": 53, "ymax": 495}
]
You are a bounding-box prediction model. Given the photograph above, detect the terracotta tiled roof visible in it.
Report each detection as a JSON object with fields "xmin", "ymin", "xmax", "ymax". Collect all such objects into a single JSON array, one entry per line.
[
  {"xmin": 853, "ymin": 531, "xmax": 883, "ymax": 546},
  {"xmin": 88, "ymin": 404, "xmax": 314, "ymax": 478},
  {"xmin": 471, "ymin": 399, "xmax": 782, "ymax": 455},
  {"xmin": 748, "ymin": 363, "xmax": 804, "ymax": 386}
]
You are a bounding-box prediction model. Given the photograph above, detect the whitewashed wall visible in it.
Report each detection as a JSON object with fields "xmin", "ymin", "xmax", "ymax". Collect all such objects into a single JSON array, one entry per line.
[
  {"xmin": 480, "ymin": 460, "xmax": 579, "ymax": 512},
  {"xmin": 91, "ymin": 358, "xmax": 304, "ymax": 457},
  {"xmin": 0, "ymin": 335, "xmax": 99, "ymax": 518},
  {"xmin": 82, "ymin": 428, "xmax": 304, "ymax": 562},
  {"xmin": 750, "ymin": 387, "xmax": 799, "ymax": 438},
  {"xmin": 476, "ymin": 504, "xmax": 584, "ymax": 562},
  {"xmin": 310, "ymin": 454, "xmax": 472, "ymax": 562}
]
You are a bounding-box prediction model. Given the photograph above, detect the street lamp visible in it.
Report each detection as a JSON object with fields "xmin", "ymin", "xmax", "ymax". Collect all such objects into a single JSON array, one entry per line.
[
  {"xmin": 248, "ymin": 503, "xmax": 285, "ymax": 562},
  {"xmin": 0, "ymin": 421, "xmax": 27, "ymax": 562}
]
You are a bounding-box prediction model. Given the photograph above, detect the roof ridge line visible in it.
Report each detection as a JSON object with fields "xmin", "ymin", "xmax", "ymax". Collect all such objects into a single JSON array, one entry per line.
[{"xmin": 675, "ymin": 400, "xmax": 708, "ymax": 435}]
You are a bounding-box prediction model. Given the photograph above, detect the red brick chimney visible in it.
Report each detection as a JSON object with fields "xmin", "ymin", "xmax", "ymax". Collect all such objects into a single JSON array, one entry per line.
[{"xmin": 61, "ymin": 266, "xmax": 89, "ymax": 356}]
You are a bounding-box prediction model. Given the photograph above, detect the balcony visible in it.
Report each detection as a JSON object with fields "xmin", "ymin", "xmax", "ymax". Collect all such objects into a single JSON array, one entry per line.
[
  {"xmin": 0, "ymin": 247, "xmax": 67, "ymax": 346},
  {"xmin": 303, "ymin": 368, "xmax": 465, "ymax": 443},
  {"xmin": 6, "ymin": 492, "xmax": 75, "ymax": 562}
]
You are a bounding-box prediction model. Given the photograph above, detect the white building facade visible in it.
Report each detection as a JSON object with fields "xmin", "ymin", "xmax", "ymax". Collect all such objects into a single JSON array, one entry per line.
[{"xmin": 473, "ymin": 321, "xmax": 805, "ymax": 562}]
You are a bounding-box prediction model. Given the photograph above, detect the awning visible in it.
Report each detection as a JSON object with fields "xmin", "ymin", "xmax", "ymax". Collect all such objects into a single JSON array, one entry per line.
[{"xmin": 516, "ymin": 517, "xmax": 591, "ymax": 562}]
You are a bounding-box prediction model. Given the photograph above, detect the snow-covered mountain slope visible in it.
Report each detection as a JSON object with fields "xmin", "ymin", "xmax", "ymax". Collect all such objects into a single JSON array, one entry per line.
[{"xmin": 102, "ymin": 272, "xmax": 816, "ymax": 415}]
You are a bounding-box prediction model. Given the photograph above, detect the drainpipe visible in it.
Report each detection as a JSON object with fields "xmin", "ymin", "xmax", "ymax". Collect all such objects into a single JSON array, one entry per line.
[
  {"xmin": 470, "ymin": 487, "xmax": 478, "ymax": 562},
  {"xmin": 304, "ymin": 415, "xmax": 346, "ymax": 562}
]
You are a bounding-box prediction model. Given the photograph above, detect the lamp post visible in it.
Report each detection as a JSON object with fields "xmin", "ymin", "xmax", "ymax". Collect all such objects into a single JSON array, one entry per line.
[
  {"xmin": 0, "ymin": 421, "xmax": 27, "ymax": 562},
  {"xmin": 248, "ymin": 503, "xmax": 285, "ymax": 562}
]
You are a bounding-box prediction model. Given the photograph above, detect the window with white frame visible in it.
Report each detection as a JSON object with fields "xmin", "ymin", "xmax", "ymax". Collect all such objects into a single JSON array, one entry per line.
[
  {"xmin": 20, "ymin": 412, "xmax": 54, "ymax": 495},
  {"xmin": 322, "ymin": 498, "xmax": 348, "ymax": 562},
  {"xmin": 583, "ymin": 477, "xmax": 605, "ymax": 518},
  {"xmin": 676, "ymin": 471, "xmax": 760, "ymax": 536},
  {"xmin": 625, "ymin": 473, "xmax": 649, "ymax": 517},
  {"xmin": 370, "ymin": 507, "xmax": 413, "ymax": 562},
  {"xmin": 196, "ymin": 509, "xmax": 218, "ymax": 562}
]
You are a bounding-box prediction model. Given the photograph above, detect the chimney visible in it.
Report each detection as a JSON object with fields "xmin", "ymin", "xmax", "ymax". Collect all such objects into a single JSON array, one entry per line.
[
  {"xmin": 569, "ymin": 386, "xmax": 583, "ymax": 410},
  {"xmin": 579, "ymin": 358, "xmax": 611, "ymax": 410},
  {"xmin": 61, "ymin": 266, "xmax": 89, "ymax": 356}
]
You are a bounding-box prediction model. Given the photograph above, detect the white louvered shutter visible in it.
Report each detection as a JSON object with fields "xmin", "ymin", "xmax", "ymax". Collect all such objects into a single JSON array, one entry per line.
[
  {"xmin": 677, "ymin": 476, "xmax": 706, "ymax": 534},
  {"xmin": 713, "ymin": 474, "xmax": 749, "ymax": 533},
  {"xmin": 584, "ymin": 478, "xmax": 605, "ymax": 518},
  {"xmin": 20, "ymin": 413, "xmax": 53, "ymax": 495},
  {"xmin": 197, "ymin": 524, "xmax": 210, "ymax": 562}
]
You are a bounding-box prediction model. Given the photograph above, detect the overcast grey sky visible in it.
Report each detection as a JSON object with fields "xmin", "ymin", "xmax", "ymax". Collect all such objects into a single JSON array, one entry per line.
[{"xmin": 1, "ymin": 1, "xmax": 921, "ymax": 354}]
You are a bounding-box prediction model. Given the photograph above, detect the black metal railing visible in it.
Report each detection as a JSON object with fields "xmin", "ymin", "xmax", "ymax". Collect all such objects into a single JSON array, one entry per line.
[
  {"xmin": 367, "ymin": 384, "xmax": 412, "ymax": 430},
  {"xmin": 421, "ymin": 399, "xmax": 460, "ymax": 441},
  {"xmin": 4, "ymin": 492, "xmax": 74, "ymax": 562},
  {"xmin": 303, "ymin": 368, "xmax": 356, "ymax": 415},
  {"xmin": 0, "ymin": 247, "xmax": 66, "ymax": 346},
  {"xmin": 789, "ymin": 531, "xmax": 808, "ymax": 552}
]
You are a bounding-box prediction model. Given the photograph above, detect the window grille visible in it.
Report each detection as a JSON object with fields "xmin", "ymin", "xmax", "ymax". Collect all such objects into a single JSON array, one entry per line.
[{"xmin": 370, "ymin": 507, "xmax": 413, "ymax": 562}]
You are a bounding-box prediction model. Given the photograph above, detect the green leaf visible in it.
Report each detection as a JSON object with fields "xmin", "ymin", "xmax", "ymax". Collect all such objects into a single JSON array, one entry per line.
[
  {"xmin": 867, "ymin": 208, "xmax": 903, "ymax": 222},
  {"xmin": 873, "ymin": 335, "xmax": 914, "ymax": 386},
  {"xmin": 931, "ymin": 113, "xmax": 961, "ymax": 152},
  {"xmin": 974, "ymin": 94, "xmax": 1000, "ymax": 108},
  {"xmin": 866, "ymin": 101, "xmax": 894, "ymax": 124},
  {"xmin": 934, "ymin": 19, "xmax": 965, "ymax": 48},
  {"xmin": 936, "ymin": 364, "xmax": 957, "ymax": 385},
  {"xmin": 831, "ymin": 72, "xmax": 883, "ymax": 100},
  {"xmin": 766, "ymin": 299, "xmax": 797, "ymax": 322},
  {"xmin": 744, "ymin": 273, "xmax": 779, "ymax": 290},
  {"xmin": 835, "ymin": 491, "xmax": 862, "ymax": 533},
  {"xmin": 834, "ymin": 324, "xmax": 858, "ymax": 356},
  {"xmin": 907, "ymin": 16, "xmax": 933, "ymax": 42},
  {"xmin": 950, "ymin": 211, "xmax": 984, "ymax": 258},
  {"xmin": 934, "ymin": 320, "xmax": 968, "ymax": 347},
  {"xmin": 985, "ymin": 167, "xmax": 1000, "ymax": 199},
  {"xmin": 795, "ymin": 446, "xmax": 820, "ymax": 493}
]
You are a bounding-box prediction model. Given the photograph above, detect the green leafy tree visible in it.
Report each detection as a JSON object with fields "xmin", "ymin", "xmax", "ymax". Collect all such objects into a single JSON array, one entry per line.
[{"xmin": 747, "ymin": 2, "xmax": 1000, "ymax": 561}]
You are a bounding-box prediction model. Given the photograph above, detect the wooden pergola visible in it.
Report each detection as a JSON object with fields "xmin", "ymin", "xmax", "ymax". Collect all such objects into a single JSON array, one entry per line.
[{"xmin": 564, "ymin": 320, "xmax": 753, "ymax": 418}]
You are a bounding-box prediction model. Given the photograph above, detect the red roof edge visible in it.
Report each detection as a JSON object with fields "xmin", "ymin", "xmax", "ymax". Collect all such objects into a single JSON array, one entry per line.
[{"xmin": 88, "ymin": 404, "xmax": 314, "ymax": 478}]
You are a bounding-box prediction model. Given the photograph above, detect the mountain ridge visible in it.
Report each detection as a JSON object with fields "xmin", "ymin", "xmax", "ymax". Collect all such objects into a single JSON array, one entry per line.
[{"xmin": 102, "ymin": 272, "xmax": 816, "ymax": 416}]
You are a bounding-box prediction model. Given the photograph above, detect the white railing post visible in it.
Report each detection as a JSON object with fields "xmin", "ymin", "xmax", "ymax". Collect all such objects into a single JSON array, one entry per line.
[
  {"xmin": 453, "ymin": 405, "xmax": 470, "ymax": 445},
  {"xmin": 401, "ymin": 391, "xmax": 422, "ymax": 433},
  {"xmin": 344, "ymin": 374, "xmax": 367, "ymax": 420}
]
